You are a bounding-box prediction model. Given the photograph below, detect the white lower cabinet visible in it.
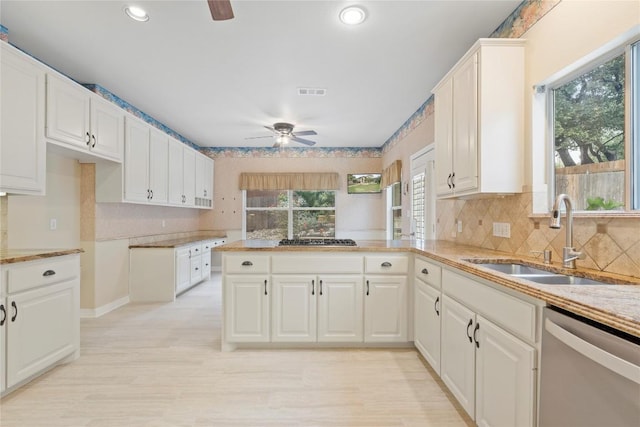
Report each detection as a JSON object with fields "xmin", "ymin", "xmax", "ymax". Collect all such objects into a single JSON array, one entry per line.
[
  {"xmin": 364, "ymin": 276, "xmax": 407, "ymax": 342},
  {"xmin": 414, "ymin": 278, "xmax": 441, "ymax": 373},
  {"xmin": 225, "ymin": 275, "xmax": 270, "ymax": 343},
  {"xmin": 440, "ymin": 271, "xmax": 536, "ymax": 427},
  {"xmin": 175, "ymin": 247, "xmax": 192, "ymax": 295},
  {"xmin": 270, "ymin": 275, "xmax": 364, "ymax": 343},
  {"xmin": 317, "ymin": 276, "xmax": 363, "ymax": 342},
  {"xmin": 272, "ymin": 275, "xmax": 317, "ymax": 342},
  {"xmin": 1, "ymin": 254, "xmax": 80, "ymax": 395}
]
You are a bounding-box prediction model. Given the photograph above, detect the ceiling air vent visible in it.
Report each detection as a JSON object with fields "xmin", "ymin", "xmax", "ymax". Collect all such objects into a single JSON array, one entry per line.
[{"xmin": 298, "ymin": 87, "xmax": 326, "ymax": 96}]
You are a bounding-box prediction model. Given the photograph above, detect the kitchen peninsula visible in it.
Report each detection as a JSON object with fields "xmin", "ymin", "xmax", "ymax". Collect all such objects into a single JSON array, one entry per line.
[{"xmin": 218, "ymin": 238, "xmax": 639, "ymax": 426}]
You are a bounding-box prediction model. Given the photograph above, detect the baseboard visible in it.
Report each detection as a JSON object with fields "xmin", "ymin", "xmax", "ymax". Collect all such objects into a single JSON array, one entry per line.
[{"xmin": 80, "ymin": 295, "xmax": 130, "ymax": 318}]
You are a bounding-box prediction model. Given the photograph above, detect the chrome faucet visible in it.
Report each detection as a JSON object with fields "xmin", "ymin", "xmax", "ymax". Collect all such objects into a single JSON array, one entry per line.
[{"xmin": 549, "ymin": 194, "xmax": 584, "ymax": 268}]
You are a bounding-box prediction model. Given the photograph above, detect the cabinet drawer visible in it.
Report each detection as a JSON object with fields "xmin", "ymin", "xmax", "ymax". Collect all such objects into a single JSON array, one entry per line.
[
  {"xmin": 224, "ymin": 254, "xmax": 270, "ymax": 274},
  {"xmin": 7, "ymin": 256, "xmax": 79, "ymax": 294},
  {"xmin": 415, "ymin": 257, "xmax": 442, "ymax": 288},
  {"xmin": 364, "ymin": 255, "xmax": 408, "ymax": 274},
  {"xmin": 443, "ymin": 269, "xmax": 536, "ymax": 343},
  {"xmin": 272, "ymin": 255, "xmax": 363, "ymax": 274}
]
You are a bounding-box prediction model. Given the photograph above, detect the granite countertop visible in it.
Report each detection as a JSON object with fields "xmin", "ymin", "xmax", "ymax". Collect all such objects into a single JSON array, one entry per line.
[
  {"xmin": 129, "ymin": 235, "xmax": 227, "ymax": 249},
  {"xmin": 0, "ymin": 248, "xmax": 84, "ymax": 264},
  {"xmin": 217, "ymin": 239, "xmax": 640, "ymax": 338}
]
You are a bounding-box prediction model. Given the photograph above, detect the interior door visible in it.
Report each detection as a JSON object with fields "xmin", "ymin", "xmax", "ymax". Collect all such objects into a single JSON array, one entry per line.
[{"xmin": 411, "ymin": 145, "xmax": 436, "ymax": 240}]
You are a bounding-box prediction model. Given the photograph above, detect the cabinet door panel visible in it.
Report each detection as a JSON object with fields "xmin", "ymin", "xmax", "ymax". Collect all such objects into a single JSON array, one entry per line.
[
  {"xmin": 46, "ymin": 73, "xmax": 90, "ymax": 147},
  {"xmin": 182, "ymin": 147, "xmax": 196, "ymax": 206},
  {"xmin": 148, "ymin": 130, "xmax": 169, "ymax": 204},
  {"xmin": 0, "ymin": 44, "xmax": 46, "ymax": 195},
  {"xmin": 451, "ymin": 52, "xmax": 478, "ymax": 193},
  {"xmin": 317, "ymin": 276, "xmax": 363, "ymax": 342},
  {"xmin": 168, "ymin": 139, "xmax": 184, "ymax": 205},
  {"xmin": 7, "ymin": 280, "xmax": 77, "ymax": 388},
  {"xmin": 175, "ymin": 248, "xmax": 191, "ymax": 294},
  {"xmin": 434, "ymin": 77, "xmax": 454, "ymax": 196},
  {"xmin": 225, "ymin": 276, "xmax": 270, "ymax": 342},
  {"xmin": 475, "ymin": 315, "xmax": 535, "ymax": 427},
  {"xmin": 1, "ymin": 297, "xmax": 5, "ymax": 393},
  {"xmin": 272, "ymin": 275, "xmax": 316, "ymax": 342},
  {"xmin": 90, "ymin": 96, "xmax": 123, "ymax": 161},
  {"xmin": 441, "ymin": 295, "xmax": 475, "ymax": 418},
  {"xmin": 364, "ymin": 276, "xmax": 407, "ymax": 342},
  {"xmin": 124, "ymin": 118, "xmax": 150, "ymax": 202},
  {"xmin": 414, "ymin": 279, "xmax": 441, "ymax": 373}
]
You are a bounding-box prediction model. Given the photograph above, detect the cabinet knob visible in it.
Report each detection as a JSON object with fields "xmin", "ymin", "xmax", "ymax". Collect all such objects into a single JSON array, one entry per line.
[
  {"xmin": 241, "ymin": 261, "xmax": 253, "ymax": 266},
  {"xmin": 43, "ymin": 269, "xmax": 56, "ymax": 277},
  {"xmin": 421, "ymin": 268, "xmax": 429, "ymax": 275},
  {"xmin": 381, "ymin": 261, "xmax": 392, "ymax": 268}
]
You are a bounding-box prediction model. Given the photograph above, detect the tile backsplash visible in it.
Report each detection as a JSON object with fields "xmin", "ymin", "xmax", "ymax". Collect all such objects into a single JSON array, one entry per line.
[{"xmin": 437, "ymin": 192, "xmax": 640, "ymax": 279}]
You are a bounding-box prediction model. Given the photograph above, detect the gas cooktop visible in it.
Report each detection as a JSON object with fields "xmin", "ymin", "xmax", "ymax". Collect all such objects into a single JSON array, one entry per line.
[{"xmin": 277, "ymin": 239, "xmax": 357, "ymax": 247}]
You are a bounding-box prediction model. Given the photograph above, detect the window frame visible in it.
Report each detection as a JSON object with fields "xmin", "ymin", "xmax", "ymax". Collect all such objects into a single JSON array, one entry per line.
[
  {"xmin": 533, "ymin": 26, "xmax": 640, "ymax": 215},
  {"xmin": 243, "ymin": 189, "xmax": 336, "ymax": 240}
]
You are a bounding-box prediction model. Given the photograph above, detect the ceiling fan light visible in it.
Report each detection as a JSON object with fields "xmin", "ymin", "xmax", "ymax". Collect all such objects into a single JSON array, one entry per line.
[
  {"xmin": 339, "ymin": 6, "xmax": 366, "ymax": 25},
  {"xmin": 124, "ymin": 5, "xmax": 149, "ymax": 22}
]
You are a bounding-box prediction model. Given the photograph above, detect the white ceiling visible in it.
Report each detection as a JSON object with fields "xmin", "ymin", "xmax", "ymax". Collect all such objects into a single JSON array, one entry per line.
[{"xmin": 0, "ymin": 0, "xmax": 520, "ymax": 148}]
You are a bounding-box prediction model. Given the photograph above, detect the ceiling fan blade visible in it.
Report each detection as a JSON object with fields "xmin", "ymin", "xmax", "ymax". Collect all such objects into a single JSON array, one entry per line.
[
  {"xmin": 292, "ymin": 130, "xmax": 317, "ymax": 137},
  {"xmin": 290, "ymin": 136, "xmax": 316, "ymax": 146},
  {"xmin": 208, "ymin": 0, "xmax": 234, "ymax": 21},
  {"xmin": 264, "ymin": 126, "xmax": 277, "ymax": 133},
  {"xmin": 272, "ymin": 141, "xmax": 282, "ymax": 148},
  {"xmin": 244, "ymin": 135, "xmax": 273, "ymax": 140}
]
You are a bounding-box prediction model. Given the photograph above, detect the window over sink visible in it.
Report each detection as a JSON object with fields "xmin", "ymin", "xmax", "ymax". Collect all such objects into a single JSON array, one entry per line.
[
  {"xmin": 243, "ymin": 190, "xmax": 336, "ymax": 240},
  {"xmin": 537, "ymin": 29, "xmax": 639, "ymax": 213}
]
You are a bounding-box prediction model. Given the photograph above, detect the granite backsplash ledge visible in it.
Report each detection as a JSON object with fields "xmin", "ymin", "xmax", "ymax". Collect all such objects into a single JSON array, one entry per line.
[{"xmin": 436, "ymin": 192, "xmax": 640, "ymax": 279}]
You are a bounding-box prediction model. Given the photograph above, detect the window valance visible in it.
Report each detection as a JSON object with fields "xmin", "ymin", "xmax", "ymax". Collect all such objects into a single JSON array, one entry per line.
[
  {"xmin": 239, "ymin": 172, "xmax": 340, "ymax": 190},
  {"xmin": 381, "ymin": 160, "xmax": 402, "ymax": 187}
]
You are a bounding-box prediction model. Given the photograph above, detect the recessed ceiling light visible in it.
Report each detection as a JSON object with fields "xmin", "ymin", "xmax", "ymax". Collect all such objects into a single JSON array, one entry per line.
[
  {"xmin": 339, "ymin": 6, "xmax": 366, "ymax": 25},
  {"xmin": 124, "ymin": 5, "xmax": 149, "ymax": 22}
]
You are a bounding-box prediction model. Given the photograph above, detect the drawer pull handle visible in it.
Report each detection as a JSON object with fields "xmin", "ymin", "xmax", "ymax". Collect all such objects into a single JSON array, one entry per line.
[
  {"xmin": 311, "ymin": 279, "xmax": 315, "ymax": 296},
  {"xmin": 466, "ymin": 319, "xmax": 473, "ymax": 343},
  {"xmin": 366, "ymin": 280, "xmax": 370, "ymax": 296},
  {"xmin": 43, "ymin": 270, "xmax": 56, "ymax": 277},
  {"xmin": 381, "ymin": 262, "xmax": 392, "ymax": 268},
  {"xmin": 241, "ymin": 261, "xmax": 253, "ymax": 266},
  {"xmin": 319, "ymin": 280, "xmax": 323, "ymax": 296},
  {"xmin": 421, "ymin": 268, "xmax": 429, "ymax": 275},
  {"xmin": 264, "ymin": 279, "xmax": 268, "ymax": 296},
  {"xmin": 0, "ymin": 304, "xmax": 5, "ymax": 326},
  {"xmin": 11, "ymin": 301, "xmax": 18, "ymax": 322},
  {"xmin": 434, "ymin": 296, "xmax": 440, "ymax": 316}
]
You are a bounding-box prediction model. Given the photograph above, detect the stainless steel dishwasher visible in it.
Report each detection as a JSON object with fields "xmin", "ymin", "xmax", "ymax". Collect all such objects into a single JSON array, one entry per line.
[{"xmin": 539, "ymin": 306, "xmax": 640, "ymax": 427}]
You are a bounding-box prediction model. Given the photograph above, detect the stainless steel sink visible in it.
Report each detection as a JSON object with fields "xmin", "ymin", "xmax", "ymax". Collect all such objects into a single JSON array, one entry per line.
[
  {"xmin": 512, "ymin": 274, "xmax": 607, "ymax": 285},
  {"xmin": 475, "ymin": 263, "xmax": 555, "ymax": 276},
  {"xmin": 469, "ymin": 261, "xmax": 612, "ymax": 285}
]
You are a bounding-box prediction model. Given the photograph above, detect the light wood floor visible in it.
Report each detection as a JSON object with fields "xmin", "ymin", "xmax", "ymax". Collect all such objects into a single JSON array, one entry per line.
[{"xmin": 0, "ymin": 273, "xmax": 473, "ymax": 427}]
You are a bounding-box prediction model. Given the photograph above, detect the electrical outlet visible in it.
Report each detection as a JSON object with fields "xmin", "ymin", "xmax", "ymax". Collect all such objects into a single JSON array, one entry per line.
[
  {"xmin": 492, "ymin": 222, "xmax": 511, "ymax": 238},
  {"xmin": 162, "ymin": 220, "xmax": 166, "ymax": 228},
  {"xmin": 49, "ymin": 218, "xmax": 57, "ymax": 230},
  {"xmin": 457, "ymin": 220, "xmax": 463, "ymax": 233}
]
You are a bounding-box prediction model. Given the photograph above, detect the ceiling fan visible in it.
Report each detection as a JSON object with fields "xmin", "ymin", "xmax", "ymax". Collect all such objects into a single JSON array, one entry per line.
[
  {"xmin": 246, "ymin": 122, "xmax": 318, "ymax": 148},
  {"xmin": 208, "ymin": 0, "xmax": 234, "ymax": 21}
]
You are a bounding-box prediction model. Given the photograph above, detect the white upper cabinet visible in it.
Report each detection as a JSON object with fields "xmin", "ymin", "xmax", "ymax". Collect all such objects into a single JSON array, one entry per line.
[
  {"xmin": 0, "ymin": 42, "xmax": 46, "ymax": 195},
  {"xmin": 195, "ymin": 152, "xmax": 214, "ymax": 208},
  {"xmin": 168, "ymin": 138, "xmax": 196, "ymax": 207},
  {"xmin": 123, "ymin": 116, "xmax": 151, "ymax": 203},
  {"xmin": 148, "ymin": 128, "xmax": 169, "ymax": 204},
  {"xmin": 433, "ymin": 39, "xmax": 525, "ymax": 198},
  {"xmin": 46, "ymin": 73, "xmax": 123, "ymax": 162}
]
